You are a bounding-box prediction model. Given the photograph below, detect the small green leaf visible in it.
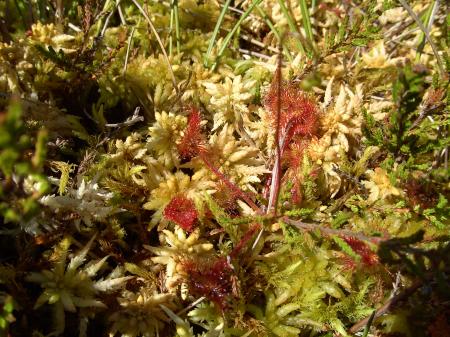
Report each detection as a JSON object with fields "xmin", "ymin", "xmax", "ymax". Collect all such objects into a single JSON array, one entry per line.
[{"xmin": 351, "ymin": 38, "xmax": 369, "ymax": 47}]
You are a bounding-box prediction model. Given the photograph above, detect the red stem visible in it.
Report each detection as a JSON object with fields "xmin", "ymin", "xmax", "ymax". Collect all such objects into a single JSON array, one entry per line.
[
  {"xmin": 267, "ymin": 61, "xmax": 283, "ymax": 215},
  {"xmin": 200, "ymin": 153, "xmax": 262, "ymax": 214}
]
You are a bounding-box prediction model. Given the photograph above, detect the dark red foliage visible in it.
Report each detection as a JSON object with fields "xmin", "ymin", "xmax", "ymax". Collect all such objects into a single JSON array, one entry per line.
[
  {"xmin": 428, "ymin": 312, "xmax": 450, "ymax": 337},
  {"xmin": 181, "ymin": 225, "xmax": 261, "ymax": 310},
  {"xmin": 263, "ymin": 76, "xmax": 320, "ymax": 210},
  {"xmin": 213, "ymin": 182, "xmax": 241, "ymax": 217},
  {"xmin": 343, "ymin": 236, "xmax": 379, "ymax": 266},
  {"xmin": 341, "ymin": 255, "xmax": 358, "ymax": 272},
  {"xmin": 404, "ymin": 178, "xmax": 437, "ymax": 210},
  {"xmin": 283, "ymin": 141, "xmax": 308, "ymax": 170},
  {"xmin": 264, "ymin": 79, "xmax": 319, "ymax": 150},
  {"xmin": 282, "ymin": 141, "xmax": 310, "ymax": 205},
  {"xmin": 163, "ymin": 195, "xmax": 198, "ymax": 231},
  {"xmin": 177, "ymin": 107, "xmax": 205, "ymax": 161},
  {"xmin": 182, "ymin": 257, "xmax": 236, "ymax": 311}
]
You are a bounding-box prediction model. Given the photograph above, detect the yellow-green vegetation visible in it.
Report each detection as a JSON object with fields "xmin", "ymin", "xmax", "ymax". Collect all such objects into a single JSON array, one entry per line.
[{"xmin": 0, "ymin": 0, "xmax": 449, "ymax": 336}]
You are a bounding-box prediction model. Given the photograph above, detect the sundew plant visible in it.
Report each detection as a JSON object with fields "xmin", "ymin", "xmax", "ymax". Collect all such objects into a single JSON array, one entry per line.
[{"xmin": 0, "ymin": 0, "xmax": 449, "ymax": 336}]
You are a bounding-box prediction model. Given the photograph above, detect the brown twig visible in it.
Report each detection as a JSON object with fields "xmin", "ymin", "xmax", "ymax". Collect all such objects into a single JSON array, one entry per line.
[
  {"xmin": 283, "ymin": 218, "xmax": 386, "ymax": 244},
  {"xmin": 408, "ymin": 103, "xmax": 443, "ymax": 133}
]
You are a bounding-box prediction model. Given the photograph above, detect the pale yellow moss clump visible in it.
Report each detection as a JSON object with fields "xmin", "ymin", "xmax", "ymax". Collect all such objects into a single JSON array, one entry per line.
[
  {"xmin": 203, "ymin": 75, "xmax": 256, "ymax": 130},
  {"xmin": 110, "ymin": 133, "xmax": 147, "ymax": 161},
  {"xmin": 362, "ymin": 167, "xmax": 401, "ymax": 203},
  {"xmin": 189, "ymin": 124, "xmax": 268, "ymax": 193},
  {"xmin": 361, "ymin": 41, "xmax": 403, "ymax": 68},
  {"xmin": 125, "ymin": 54, "xmax": 180, "ymax": 109},
  {"xmin": 143, "ymin": 171, "xmax": 214, "ymax": 225},
  {"xmin": 147, "ymin": 111, "xmax": 187, "ymax": 169},
  {"xmin": 181, "ymin": 63, "xmax": 223, "ymax": 104},
  {"xmin": 145, "ymin": 227, "xmax": 213, "ymax": 293},
  {"xmin": 29, "ymin": 22, "xmax": 77, "ymax": 54},
  {"xmin": 308, "ymin": 80, "xmax": 364, "ymax": 196},
  {"xmin": 378, "ymin": 7, "xmax": 407, "ymax": 25},
  {"xmin": 109, "ymin": 288, "xmax": 177, "ymax": 337},
  {"xmin": 0, "ymin": 41, "xmax": 35, "ymax": 93},
  {"xmin": 365, "ymin": 99, "xmax": 393, "ymax": 121},
  {"xmin": 244, "ymin": 106, "xmax": 274, "ymax": 151}
]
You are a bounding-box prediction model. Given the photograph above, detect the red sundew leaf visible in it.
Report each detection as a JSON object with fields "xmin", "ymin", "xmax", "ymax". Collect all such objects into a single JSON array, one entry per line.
[
  {"xmin": 264, "ymin": 79, "xmax": 319, "ymax": 150},
  {"xmin": 182, "ymin": 257, "xmax": 235, "ymax": 311},
  {"xmin": 181, "ymin": 222, "xmax": 262, "ymax": 310},
  {"xmin": 343, "ymin": 236, "xmax": 379, "ymax": 266},
  {"xmin": 284, "ymin": 140, "xmax": 308, "ymax": 170},
  {"xmin": 163, "ymin": 195, "xmax": 198, "ymax": 231},
  {"xmin": 213, "ymin": 182, "xmax": 241, "ymax": 217},
  {"xmin": 177, "ymin": 107, "xmax": 205, "ymax": 161},
  {"xmin": 340, "ymin": 255, "xmax": 358, "ymax": 272},
  {"xmin": 282, "ymin": 141, "xmax": 309, "ymax": 205}
]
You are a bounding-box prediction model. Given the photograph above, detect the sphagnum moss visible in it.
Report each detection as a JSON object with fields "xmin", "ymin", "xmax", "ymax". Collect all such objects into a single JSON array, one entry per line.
[{"xmin": 0, "ymin": 0, "xmax": 449, "ymax": 336}]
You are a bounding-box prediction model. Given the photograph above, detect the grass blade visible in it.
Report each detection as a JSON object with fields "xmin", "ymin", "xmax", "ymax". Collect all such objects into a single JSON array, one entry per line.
[
  {"xmin": 173, "ymin": 0, "xmax": 180, "ymax": 54},
  {"xmin": 255, "ymin": 4, "xmax": 293, "ymax": 62},
  {"xmin": 204, "ymin": 0, "xmax": 232, "ymax": 67},
  {"xmin": 168, "ymin": 0, "xmax": 180, "ymax": 55},
  {"xmin": 415, "ymin": 0, "xmax": 437, "ymax": 61},
  {"xmin": 277, "ymin": 0, "xmax": 305, "ymax": 54},
  {"xmin": 212, "ymin": 0, "xmax": 263, "ymax": 71},
  {"xmin": 130, "ymin": 0, "xmax": 179, "ymax": 94},
  {"xmin": 398, "ymin": 0, "xmax": 445, "ymax": 78},
  {"xmin": 298, "ymin": 0, "xmax": 314, "ymax": 47},
  {"xmin": 362, "ymin": 310, "xmax": 376, "ymax": 337},
  {"xmin": 123, "ymin": 27, "xmax": 136, "ymax": 75},
  {"xmin": 169, "ymin": 0, "xmax": 174, "ymax": 55}
]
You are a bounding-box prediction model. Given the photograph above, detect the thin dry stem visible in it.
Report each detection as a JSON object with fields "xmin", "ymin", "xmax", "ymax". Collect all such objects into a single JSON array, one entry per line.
[
  {"xmin": 283, "ymin": 218, "xmax": 386, "ymax": 244},
  {"xmin": 130, "ymin": 0, "xmax": 179, "ymax": 94},
  {"xmin": 123, "ymin": 27, "xmax": 136, "ymax": 75},
  {"xmin": 398, "ymin": 0, "xmax": 446, "ymax": 78},
  {"xmin": 200, "ymin": 154, "xmax": 262, "ymax": 214}
]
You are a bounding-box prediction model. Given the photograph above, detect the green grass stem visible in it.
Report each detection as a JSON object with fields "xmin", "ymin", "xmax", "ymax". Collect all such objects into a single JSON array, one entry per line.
[
  {"xmin": 276, "ymin": 0, "xmax": 305, "ymax": 54},
  {"xmin": 205, "ymin": 0, "xmax": 232, "ymax": 67},
  {"xmin": 169, "ymin": 1, "xmax": 174, "ymax": 55},
  {"xmin": 362, "ymin": 310, "xmax": 376, "ymax": 337},
  {"xmin": 173, "ymin": 0, "xmax": 180, "ymax": 54},
  {"xmin": 298, "ymin": 0, "xmax": 314, "ymax": 47},
  {"xmin": 415, "ymin": 1, "xmax": 437, "ymax": 62},
  {"xmin": 255, "ymin": 4, "xmax": 294, "ymax": 62},
  {"xmin": 212, "ymin": 0, "xmax": 263, "ymax": 71},
  {"xmin": 399, "ymin": 0, "xmax": 445, "ymax": 78}
]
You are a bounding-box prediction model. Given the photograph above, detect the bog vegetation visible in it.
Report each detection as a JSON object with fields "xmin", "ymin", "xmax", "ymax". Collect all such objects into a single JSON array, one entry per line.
[{"xmin": 0, "ymin": 0, "xmax": 449, "ymax": 336}]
